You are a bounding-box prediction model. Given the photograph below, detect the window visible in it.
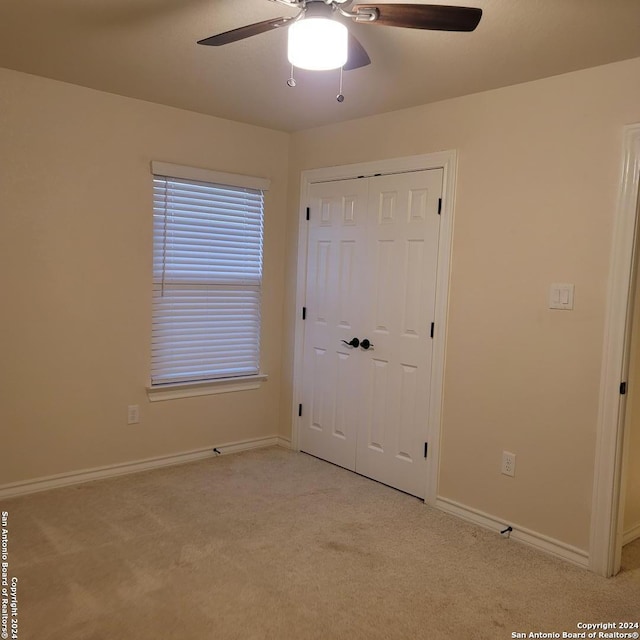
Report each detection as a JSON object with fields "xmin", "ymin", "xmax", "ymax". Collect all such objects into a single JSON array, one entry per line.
[{"xmin": 150, "ymin": 162, "xmax": 269, "ymax": 389}]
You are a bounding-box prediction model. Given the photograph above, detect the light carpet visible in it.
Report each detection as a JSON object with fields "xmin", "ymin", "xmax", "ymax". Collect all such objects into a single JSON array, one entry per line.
[{"xmin": 2, "ymin": 447, "xmax": 639, "ymax": 639}]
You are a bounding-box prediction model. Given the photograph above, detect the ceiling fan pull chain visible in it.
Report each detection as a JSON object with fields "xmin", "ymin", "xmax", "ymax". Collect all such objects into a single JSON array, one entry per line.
[
  {"xmin": 337, "ymin": 66, "xmax": 345, "ymax": 102},
  {"xmin": 287, "ymin": 64, "xmax": 297, "ymax": 88}
]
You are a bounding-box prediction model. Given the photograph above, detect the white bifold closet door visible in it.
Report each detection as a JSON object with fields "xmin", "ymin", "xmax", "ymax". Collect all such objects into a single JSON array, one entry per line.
[{"xmin": 299, "ymin": 169, "xmax": 443, "ymax": 499}]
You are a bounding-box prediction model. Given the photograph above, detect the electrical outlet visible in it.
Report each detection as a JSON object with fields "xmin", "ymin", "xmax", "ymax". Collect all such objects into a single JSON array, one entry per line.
[
  {"xmin": 127, "ymin": 404, "xmax": 140, "ymax": 425},
  {"xmin": 501, "ymin": 451, "xmax": 516, "ymax": 477}
]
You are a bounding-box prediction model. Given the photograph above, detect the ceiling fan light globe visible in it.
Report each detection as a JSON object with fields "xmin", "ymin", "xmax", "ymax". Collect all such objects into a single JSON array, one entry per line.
[{"xmin": 287, "ymin": 18, "xmax": 348, "ymax": 71}]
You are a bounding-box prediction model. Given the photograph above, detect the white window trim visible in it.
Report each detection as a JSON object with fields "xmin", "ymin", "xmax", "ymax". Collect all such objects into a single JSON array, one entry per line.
[
  {"xmin": 151, "ymin": 161, "xmax": 270, "ymax": 192},
  {"xmin": 149, "ymin": 161, "xmax": 270, "ymax": 397},
  {"xmin": 146, "ymin": 373, "xmax": 268, "ymax": 402}
]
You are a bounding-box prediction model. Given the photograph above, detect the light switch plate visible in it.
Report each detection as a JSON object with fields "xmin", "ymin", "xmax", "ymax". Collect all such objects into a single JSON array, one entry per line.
[{"xmin": 549, "ymin": 283, "xmax": 574, "ymax": 310}]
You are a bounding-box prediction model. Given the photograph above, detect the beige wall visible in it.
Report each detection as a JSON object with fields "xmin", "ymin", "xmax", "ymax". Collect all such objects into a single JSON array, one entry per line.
[
  {"xmin": 0, "ymin": 68, "xmax": 289, "ymax": 484},
  {"xmin": 3, "ymin": 57, "xmax": 640, "ymax": 555},
  {"xmin": 283, "ymin": 58, "xmax": 640, "ymax": 551}
]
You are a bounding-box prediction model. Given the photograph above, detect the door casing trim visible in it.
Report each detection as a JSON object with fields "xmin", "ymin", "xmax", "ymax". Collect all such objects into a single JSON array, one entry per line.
[
  {"xmin": 591, "ymin": 123, "xmax": 640, "ymax": 576},
  {"xmin": 291, "ymin": 151, "xmax": 458, "ymax": 505}
]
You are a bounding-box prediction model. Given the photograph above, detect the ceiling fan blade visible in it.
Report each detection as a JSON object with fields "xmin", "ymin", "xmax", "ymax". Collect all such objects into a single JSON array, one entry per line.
[
  {"xmin": 344, "ymin": 33, "xmax": 371, "ymax": 71},
  {"xmin": 197, "ymin": 16, "xmax": 293, "ymax": 46},
  {"xmin": 353, "ymin": 4, "xmax": 482, "ymax": 32}
]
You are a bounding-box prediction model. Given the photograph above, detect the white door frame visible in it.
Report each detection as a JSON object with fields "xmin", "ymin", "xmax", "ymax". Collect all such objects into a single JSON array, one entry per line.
[
  {"xmin": 290, "ymin": 150, "xmax": 457, "ymax": 505},
  {"xmin": 591, "ymin": 123, "xmax": 640, "ymax": 576}
]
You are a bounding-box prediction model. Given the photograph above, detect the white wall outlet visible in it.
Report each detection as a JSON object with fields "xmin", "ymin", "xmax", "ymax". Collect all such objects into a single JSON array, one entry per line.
[
  {"xmin": 127, "ymin": 404, "xmax": 140, "ymax": 425},
  {"xmin": 501, "ymin": 451, "xmax": 516, "ymax": 477}
]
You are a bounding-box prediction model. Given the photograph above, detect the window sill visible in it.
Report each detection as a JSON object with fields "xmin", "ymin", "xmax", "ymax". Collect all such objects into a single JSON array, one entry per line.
[{"xmin": 146, "ymin": 374, "xmax": 268, "ymax": 402}]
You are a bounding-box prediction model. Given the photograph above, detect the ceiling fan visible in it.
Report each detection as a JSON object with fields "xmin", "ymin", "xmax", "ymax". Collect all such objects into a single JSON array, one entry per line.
[{"xmin": 197, "ymin": 0, "xmax": 482, "ymax": 72}]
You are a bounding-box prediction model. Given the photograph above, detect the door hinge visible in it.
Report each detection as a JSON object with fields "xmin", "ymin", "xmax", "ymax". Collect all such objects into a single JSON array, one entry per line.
[
  {"xmin": 302, "ymin": 306, "xmax": 306, "ymax": 320},
  {"xmin": 424, "ymin": 442, "xmax": 428, "ymax": 458},
  {"xmin": 298, "ymin": 404, "xmax": 302, "ymax": 417},
  {"xmin": 430, "ymin": 322, "xmax": 435, "ymax": 338},
  {"xmin": 306, "ymin": 207, "xmax": 310, "ymax": 221},
  {"xmin": 620, "ymin": 382, "xmax": 627, "ymax": 395},
  {"xmin": 437, "ymin": 198, "xmax": 442, "ymax": 215}
]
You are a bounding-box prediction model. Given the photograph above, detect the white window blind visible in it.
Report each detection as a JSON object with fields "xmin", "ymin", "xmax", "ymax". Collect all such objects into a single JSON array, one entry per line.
[{"xmin": 152, "ymin": 171, "xmax": 265, "ymax": 386}]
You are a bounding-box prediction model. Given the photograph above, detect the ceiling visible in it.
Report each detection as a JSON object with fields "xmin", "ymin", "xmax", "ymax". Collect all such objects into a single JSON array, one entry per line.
[{"xmin": 1, "ymin": 0, "xmax": 639, "ymax": 132}]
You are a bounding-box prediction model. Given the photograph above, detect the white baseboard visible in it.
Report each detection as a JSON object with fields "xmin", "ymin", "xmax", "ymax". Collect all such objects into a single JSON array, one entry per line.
[
  {"xmin": 623, "ymin": 522, "xmax": 640, "ymax": 546},
  {"xmin": 435, "ymin": 496, "xmax": 589, "ymax": 569},
  {"xmin": 0, "ymin": 435, "xmax": 286, "ymax": 499}
]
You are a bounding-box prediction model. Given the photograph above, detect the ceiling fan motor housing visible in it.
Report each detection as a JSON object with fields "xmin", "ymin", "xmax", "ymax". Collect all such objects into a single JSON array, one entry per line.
[{"xmin": 304, "ymin": 1, "xmax": 339, "ymax": 19}]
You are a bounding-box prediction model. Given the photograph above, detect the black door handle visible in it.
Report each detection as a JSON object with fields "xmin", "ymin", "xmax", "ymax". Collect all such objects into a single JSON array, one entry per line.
[
  {"xmin": 360, "ymin": 339, "xmax": 373, "ymax": 350},
  {"xmin": 341, "ymin": 338, "xmax": 360, "ymax": 348}
]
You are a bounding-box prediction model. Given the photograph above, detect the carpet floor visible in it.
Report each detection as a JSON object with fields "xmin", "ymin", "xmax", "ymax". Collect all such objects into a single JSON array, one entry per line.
[{"xmin": 2, "ymin": 447, "xmax": 639, "ymax": 639}]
